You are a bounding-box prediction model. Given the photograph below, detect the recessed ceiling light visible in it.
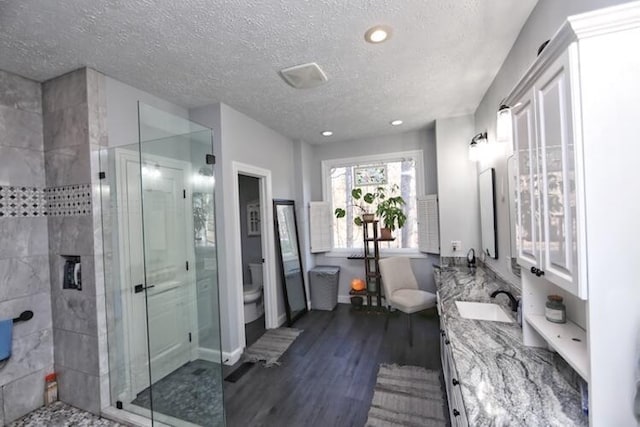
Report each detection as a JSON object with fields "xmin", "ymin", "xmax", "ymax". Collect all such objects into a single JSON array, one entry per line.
[
  {"xmin": 365, "ymin": 25, "xmax": 392, "ymax": 44},
  {"xmin": 390, "ymin": 120, "xmax": 403, "ymax": 126},
  {"xmin": 321, "ymin": 130, "xmax": 333, "ymax": 137}
]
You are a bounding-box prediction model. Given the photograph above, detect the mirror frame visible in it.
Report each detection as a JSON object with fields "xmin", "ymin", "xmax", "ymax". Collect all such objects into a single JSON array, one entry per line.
[
  {"xmin": 273, "ymin": 199, "xmax": 308, "ymax": 326},
  {"xmin": 479, "ymin": 167, "xmax": 498, "ymax": 259}
]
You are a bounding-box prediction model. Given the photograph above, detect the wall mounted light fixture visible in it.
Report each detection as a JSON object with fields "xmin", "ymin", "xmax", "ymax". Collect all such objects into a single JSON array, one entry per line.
[
  {"xmin": 469, "ymin": 132, "xmax": 488, "ymax": 162},
  {"xmin": 496, "ymin": 104, "xmax": 513, "ymax": 144}
]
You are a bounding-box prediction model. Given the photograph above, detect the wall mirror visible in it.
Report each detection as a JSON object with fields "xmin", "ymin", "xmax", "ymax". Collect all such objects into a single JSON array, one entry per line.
[
  {"xmin": 273, "ymin": 199, "xmax": 308, "ymax": 325},
  {"xmin": 479, "ymin": 168, "xmax": 498, "ymax": 259}
]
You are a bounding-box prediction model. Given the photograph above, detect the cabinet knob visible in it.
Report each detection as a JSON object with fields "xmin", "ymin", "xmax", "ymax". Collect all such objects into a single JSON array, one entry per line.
[
  {"xmin": 453, "ymin": 409, "xmax": 460, "ymax": 417},
  {"xmin": 445, "ymin": 339, "xmax": 450, "ymax": 345},
  {"xmin": 452, "ymin": 378, "xmax": 459, "ymax": 386},
  {"xmin": 536, "ymin": 270, "xmax": 545, "ymax": 277},
  {"xmin": 530, "ymin": 266, "xmax": 536, "ymax": 274}
]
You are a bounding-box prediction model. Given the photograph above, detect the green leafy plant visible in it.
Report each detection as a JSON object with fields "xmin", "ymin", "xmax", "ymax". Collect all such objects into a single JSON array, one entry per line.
[{"xmin": 334, "ymin": 185, "xmax": 406, "ymax": 230}]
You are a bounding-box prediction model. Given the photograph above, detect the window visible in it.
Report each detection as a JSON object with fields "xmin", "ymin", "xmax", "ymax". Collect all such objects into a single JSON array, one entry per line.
[{"xmin": 322, "ymin": 150, "xmax": 424, "ymax": 251}]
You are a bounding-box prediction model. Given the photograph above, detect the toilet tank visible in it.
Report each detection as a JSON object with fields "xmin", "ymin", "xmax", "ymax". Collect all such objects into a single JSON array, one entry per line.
[{"xmin": 248, "ymin": 262, "xmax": 263, "ymax": 286}]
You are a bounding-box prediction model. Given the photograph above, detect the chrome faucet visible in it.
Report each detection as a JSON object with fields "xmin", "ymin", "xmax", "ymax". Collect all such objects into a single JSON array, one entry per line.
[
  {"xmin": 467, "ymin": 248, "xmax": 476, "ymax": 273},
  {"xmin": 490, "ymin": 290, "xmax": 519, "ymax": 312}
]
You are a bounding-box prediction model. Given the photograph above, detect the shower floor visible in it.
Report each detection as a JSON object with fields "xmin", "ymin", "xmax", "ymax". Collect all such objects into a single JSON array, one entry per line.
[{"xmin": 131, "ymin": 359, "xmax": 224, "ymax": 426}]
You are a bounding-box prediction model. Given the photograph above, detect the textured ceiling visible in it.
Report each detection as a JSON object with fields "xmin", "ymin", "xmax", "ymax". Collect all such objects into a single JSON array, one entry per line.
[{"xmin": 0, "ymin": 0, "xmax": 537, "ymax": 144}]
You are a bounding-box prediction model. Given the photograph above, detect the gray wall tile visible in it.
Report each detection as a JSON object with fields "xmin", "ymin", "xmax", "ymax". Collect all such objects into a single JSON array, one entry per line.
[
  {"xmin": 47, "ymin": 215, "xmax": 94, "ymax": 255},
  {"xmin": 0, "ymin": 106, "xmax": 43, "ymax": 151},
  {"xmin": 0, "ymin": 146, "xmax": 45, "ymax": 187},
  {"xmin": 53, "ymin": 329, "xmax": 99, "ymax": 375},
  {"xmin": 0, "ymin": 292, "xmax": 52, "ymax": 339},
  {"xmin": 42, "ymin": 103, "xmax": 88, "ymax": 151},
  {"xmin": 50, "ymin": 290, "xmax": 97, "ymax": 337},
  {"xmin": 0, "ymin": 255, "xmax": 50, "ymax": 302},
  {"xmin": 0, "ymin": 329, "xmax": 53, "ymax": 387},
  {"xmin": 44, "ymin": 145, "xmax": 91, "ymax": 188},
  {"xmin": 0, "ymin": 218, "xmax": 49, "ymax": 259},
  {"xmin": 0, "ymin": 70, "xmax": 41, "ymax": 114},
  {"xmin": 42, "ymin": 69, "xmax": 87, "ymax": 114},
  {"xmin": 55, "ymin": 366, "xmax": 100, "ymax": 414},
  {"xmin": 2, "ymin": 368, "xmax": 46, "ymax": 422}
]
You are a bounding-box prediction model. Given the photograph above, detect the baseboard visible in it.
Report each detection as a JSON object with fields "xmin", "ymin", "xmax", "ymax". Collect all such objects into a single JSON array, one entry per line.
[
  {"xmin": 197, "ymin": 347, "xmax": 221, "ymax": 363},
  {"xmin": 277, "ymin": 313, "xmax": 287, "ymax": 327},
  {"xmin": 221, "ymin": 347, "xmax": 243, "ymax": 366}
]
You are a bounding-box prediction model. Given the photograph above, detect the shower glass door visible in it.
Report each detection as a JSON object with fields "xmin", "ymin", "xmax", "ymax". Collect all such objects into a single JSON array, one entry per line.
[
  {"xmin": 138, "ymin": 103, "xmax": 224, "ymax": 426},
  {"xmin": 101, "ymin": 103, "xmax": 224, "ymax": 426}
]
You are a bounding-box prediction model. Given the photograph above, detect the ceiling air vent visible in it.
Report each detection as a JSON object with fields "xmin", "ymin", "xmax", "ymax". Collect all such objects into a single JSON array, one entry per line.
[{"xmin": 279, "ymin": 62, "xmax": 328, "ymax": 89}]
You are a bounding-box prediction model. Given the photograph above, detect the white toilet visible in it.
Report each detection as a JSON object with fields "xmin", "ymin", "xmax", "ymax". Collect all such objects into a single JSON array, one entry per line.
[{"xmin": 243, "ymin": 262, "xmax": 264, "ymax": 324}]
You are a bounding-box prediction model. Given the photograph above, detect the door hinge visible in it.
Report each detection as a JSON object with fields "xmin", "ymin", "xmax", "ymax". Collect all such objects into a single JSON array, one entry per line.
[
  {"xmin": 188, "ymin": 332, "xmax": 192, "ymax": 342},
  {"xmin": 206, "ymin": 154, "xmax": 215, "ymax": 165},
  {"xmin": 183, "ymin": 189, "xmax": 186, "ymax": 199},
  {"xmin": 99, "ymin": 171, "xmax": 106, "ymax": 180},
  {"xmin": 185, "ymin": 261, "xmax": 189, "ymax": 271}
]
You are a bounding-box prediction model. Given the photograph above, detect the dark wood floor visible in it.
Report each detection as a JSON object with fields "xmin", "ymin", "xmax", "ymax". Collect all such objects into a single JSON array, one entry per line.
[{"xmin": 223, "ymin": 304, "xmax": 443, "ymax": 427}]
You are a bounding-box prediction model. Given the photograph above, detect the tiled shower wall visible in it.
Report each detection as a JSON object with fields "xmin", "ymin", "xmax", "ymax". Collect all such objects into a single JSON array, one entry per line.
[
  {"xmin": 0, "ymin": 71, "xmax": 54, "ymax": 424},
  {"xmin": 42, "ymin": 68, "xmax": 109, "ymax": 415}
]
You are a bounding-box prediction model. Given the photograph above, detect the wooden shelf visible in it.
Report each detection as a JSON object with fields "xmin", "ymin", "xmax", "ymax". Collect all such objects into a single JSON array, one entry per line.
[{"xmin": 525, "ymin": 314, "xmax": 589, "ymax": 380}]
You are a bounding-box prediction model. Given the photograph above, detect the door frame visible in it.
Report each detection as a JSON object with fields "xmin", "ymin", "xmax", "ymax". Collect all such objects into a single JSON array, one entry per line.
[
  {"xmin": 231, "ymin": 162, "xmax": 278, "ymax": 348},
  {"xmin": 114, "ymin": 148, "xmax": 198, "ymax": 400}
]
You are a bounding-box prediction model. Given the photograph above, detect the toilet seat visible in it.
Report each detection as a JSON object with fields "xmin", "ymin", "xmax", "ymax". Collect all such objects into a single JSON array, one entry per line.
[{"xmin": 243, "ymin": 284, "xmax": 262, "ymax": 302}]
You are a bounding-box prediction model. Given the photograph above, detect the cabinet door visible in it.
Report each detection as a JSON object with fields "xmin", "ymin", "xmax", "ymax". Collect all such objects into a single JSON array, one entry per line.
[
  {"xmin": 513, "ymin": 91, "xmax": 541, "ymax": 270},
  {"xmin": 535, "ymin": 52, "xmax": 582, "ymax": 296}
]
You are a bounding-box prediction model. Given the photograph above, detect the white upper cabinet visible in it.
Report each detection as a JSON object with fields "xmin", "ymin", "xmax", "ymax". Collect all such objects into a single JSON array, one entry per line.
[
  {"xmin": 511, "ymin": 46, "xmax": 586, "ymax": 299},
  {"xmin": 513, "ymin": 90, "xmax": 540, "ymax": 270},
  {"xmin": 535, "ymin": 52, "xmax": 581, "ymax": 294}
]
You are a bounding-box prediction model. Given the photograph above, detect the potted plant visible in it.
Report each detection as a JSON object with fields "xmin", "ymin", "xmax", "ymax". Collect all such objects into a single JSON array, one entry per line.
[
  {"xmin": 334, "ymin": 187, "xmax": 384, "ymax": 226},
  {"xmin": 334, "ymin": 185, "xmax": 407, "ymax": 239},
  {"xmin": 376, "ymin": 189, "xmax": 407, "ymax": 239}
]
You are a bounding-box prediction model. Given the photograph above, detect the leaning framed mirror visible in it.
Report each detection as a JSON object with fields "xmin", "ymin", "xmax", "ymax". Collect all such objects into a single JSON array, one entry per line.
[{"xmin": 273, "ymin": 199, "xmax": 308, "ymax": 325}]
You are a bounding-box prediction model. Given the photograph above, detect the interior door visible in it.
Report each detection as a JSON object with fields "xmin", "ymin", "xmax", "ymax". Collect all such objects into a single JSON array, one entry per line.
[
  {"xmin": 117, "ymin": 150, "xmax": 194, "ymax": 395},
  {"xmin": 140, "ymin": 157, "xmax": 194, "ymax": 387}
]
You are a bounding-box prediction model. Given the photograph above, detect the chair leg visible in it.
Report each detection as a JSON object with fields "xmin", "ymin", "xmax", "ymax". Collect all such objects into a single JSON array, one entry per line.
[{"xmin": 408, "ymin": 313, "xmax": 413, "ymax": 347}]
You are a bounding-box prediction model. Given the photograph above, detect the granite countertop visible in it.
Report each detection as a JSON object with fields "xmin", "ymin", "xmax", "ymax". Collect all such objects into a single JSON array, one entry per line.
[{"xmin": 436, "ymin": 266, "xmax": 588, "ymax": 427}]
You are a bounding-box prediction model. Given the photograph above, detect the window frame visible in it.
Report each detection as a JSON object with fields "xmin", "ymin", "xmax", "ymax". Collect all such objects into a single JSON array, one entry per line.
[{"xmin": 321, "ymin": 150, "xmax": 425, "ymax": 256}]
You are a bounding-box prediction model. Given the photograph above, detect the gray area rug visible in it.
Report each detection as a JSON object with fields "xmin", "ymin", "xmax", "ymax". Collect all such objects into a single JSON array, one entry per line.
[
  {"xmin": 366, "ymin": 364, "xmax": 448, "ymax": 427},
  {"xmin": 132, "ymin": 359, "xmax": 224, "ymax": 426},
  {"xmin": 243, "ymin": 327, "xmax": 303, "ymax": 367}
]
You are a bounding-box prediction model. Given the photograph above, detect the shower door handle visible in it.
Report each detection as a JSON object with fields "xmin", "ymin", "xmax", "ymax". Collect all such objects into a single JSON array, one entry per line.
[{"xmin": 134, "ymin": 284, "xmax": 155, "ymax": 294}]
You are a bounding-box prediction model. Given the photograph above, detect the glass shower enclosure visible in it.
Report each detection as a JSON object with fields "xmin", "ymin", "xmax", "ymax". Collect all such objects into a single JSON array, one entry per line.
[{"xmin": 100, "ymin": 103, "xmax": 224, "ymax": 426}]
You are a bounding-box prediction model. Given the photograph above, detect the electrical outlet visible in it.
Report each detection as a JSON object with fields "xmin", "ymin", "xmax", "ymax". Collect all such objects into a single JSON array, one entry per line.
[{"xmin": 451, "ymin": 240, "xmax": 462, "ymax": 252}]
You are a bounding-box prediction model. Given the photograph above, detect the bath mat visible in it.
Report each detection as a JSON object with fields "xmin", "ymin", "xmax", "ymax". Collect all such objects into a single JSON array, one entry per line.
[
  {"xmin": 243, "ymin": 327, "xmax": 303, "ymax": 367},
  {"xmin": 366, "ymin": 364, "xmax": 448, "ymax": 427}
]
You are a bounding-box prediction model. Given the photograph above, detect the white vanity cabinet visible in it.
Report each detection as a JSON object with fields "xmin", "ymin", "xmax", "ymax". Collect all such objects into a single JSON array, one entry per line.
[
  {"xmin": 512, "ymin": 49, "xmax": 585, "ymax": 299},
  {"xmin": 440, "ymin": 324, "xmax": 468, "ymax": 427},
  {"xmin": 508, "ymin": 3, "xmax": 640, "ymax": 425}
]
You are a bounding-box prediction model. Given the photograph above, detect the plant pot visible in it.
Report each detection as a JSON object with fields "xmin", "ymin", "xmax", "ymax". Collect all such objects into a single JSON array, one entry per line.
[
  {"xmin": 380, "ymin": 227, "xmax": 393, "ymax": 240},
  {"xmin": 362, "ymin": 213, "xmax": 375, "ymax": 222}
]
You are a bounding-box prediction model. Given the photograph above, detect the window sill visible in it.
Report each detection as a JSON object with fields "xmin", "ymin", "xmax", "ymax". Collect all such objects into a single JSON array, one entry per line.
[{"xmin": 321, "ymin": 250, "xmax": 430, "ymax": 259}]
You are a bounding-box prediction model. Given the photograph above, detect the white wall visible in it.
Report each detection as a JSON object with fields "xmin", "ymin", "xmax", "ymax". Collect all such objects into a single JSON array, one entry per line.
[
  {"xmin": 310, "ymin": 129, "xmax": 440, "ymax": 299},
  {"xmin": 105, "ymin": 76, "xmax": 190, "ymax": 147},
  {"xmin": 473, "ymin": 0, "xmax": 633, "ymax": 284},
  {"xmin": 435, "ymin": 115, "xmax": 480, "ymax": 258},
  {"xmin": 190, "ymin": 102, "xmax": 298, "ymax": 360}
]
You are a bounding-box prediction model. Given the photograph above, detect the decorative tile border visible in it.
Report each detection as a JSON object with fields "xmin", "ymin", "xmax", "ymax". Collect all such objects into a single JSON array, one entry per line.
[
  {"xmin": 0, "ymin": 184, "xmax": 93, "ymax": 218},
  {"xmin": 45, "ymin": 184, "xmax": 92, "ymax": 217},
  {"xmin": 0, "ymin": 185, "xmax": 47, "ymax": 217}
]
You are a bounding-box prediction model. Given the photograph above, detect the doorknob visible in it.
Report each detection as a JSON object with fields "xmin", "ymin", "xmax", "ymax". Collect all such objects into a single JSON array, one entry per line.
[{"xmin": 134, "ymin": 284, "xmax": 155, "ymax": 294}]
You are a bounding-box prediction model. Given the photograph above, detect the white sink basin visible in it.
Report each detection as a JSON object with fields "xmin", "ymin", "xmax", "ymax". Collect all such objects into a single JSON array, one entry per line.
[{"xmin": 455, "ymin": 301, "xmax": 513, "ymax": 323}]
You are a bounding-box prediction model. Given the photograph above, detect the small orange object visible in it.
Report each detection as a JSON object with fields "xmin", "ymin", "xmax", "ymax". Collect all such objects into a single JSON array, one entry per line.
[{"xmin": 351, "ymin": 278, "xmax": 366, "ymax": 291}]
